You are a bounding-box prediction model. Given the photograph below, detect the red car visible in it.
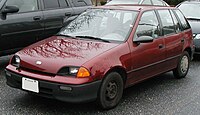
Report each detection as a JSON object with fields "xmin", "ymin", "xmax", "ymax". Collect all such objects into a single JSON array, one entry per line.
[{"xmin": 5, "ymin": 5, "xmax": 194, "ymax": 109}]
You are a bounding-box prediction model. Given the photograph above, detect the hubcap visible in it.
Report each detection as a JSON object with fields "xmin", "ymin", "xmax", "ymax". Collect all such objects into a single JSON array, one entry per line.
[
  {"xmin": 106, "ymin": 81, "xmax": 118, "ymax": 100},
  {"xmin": 180, "ymin": 55, "xmax": 189, "ymax": 74}
]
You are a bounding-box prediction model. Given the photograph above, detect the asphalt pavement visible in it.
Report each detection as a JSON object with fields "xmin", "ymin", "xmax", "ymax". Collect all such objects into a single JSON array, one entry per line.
[{"xmin": 0, "ymin": 55, "xmax": 200, "ymax": 115}]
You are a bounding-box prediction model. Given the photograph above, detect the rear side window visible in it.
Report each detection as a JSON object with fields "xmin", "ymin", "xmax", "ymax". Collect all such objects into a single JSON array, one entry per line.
[
  {"xmin": 174, "ymin": 10, "xmax": 190, "ymax": 31},
  {"xmin": 158, "ymin": 10, "xmax": 176, "ymax": 35},
  {"xmin": 43, "ymin": 0, "xmax": 69, "ymax": 9},
  {"xmin": 135, "ymin": 10, "xmax": 160, "ymax": 39},
  {"xmin": 170, "ymin": 10, "xmax": 181, "ymax": 33},
  {"xmin": 59, "ymin": 0, "xmax": 69, "ymax": 7},
  {"xmin": 73, "ymin": 0, "xmax": 92, "ymax": 7},
  {"xmin": 43, "ymin": 0, "xmax": 59, "ymax": 9}
]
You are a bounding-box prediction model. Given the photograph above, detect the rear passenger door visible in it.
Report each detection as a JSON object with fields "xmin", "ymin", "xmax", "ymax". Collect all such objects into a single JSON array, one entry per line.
[
  {"xmin": 157, "ymin": 9, "xmax": 184, "ymax": 69},
  {"xmin": 42, "ymin": 0, "xmax": 73, "ymax": 39},
  {"xmin": 174, "ymin": 9, "xmax": 192, "ymax": 50}
]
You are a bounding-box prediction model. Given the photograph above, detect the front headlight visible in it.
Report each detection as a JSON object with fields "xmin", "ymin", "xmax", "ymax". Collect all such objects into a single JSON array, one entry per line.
[
  {"xmin": 11, "ymin": 55, "xmax": 21, "ymax": 67},
  {"xmin": 193, "ymin": 34, "xmax": 200, "ymax": 39},
  {"xmin": 69, "ymin": 67, "xmax": 79, "ymax": 75},
  {"xmin": 57, "ymin": 66, "xmax": 90, "ymax": 78}
]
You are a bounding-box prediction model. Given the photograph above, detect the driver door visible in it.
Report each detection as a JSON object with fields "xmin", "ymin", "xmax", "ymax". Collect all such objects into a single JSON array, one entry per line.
[
  {"xmin": 127, "ymin": 10, "xmax": 166, "ymax": 85},
  {"xmin": 0, "ymin": 0, "xmax": 44, "ymax": 55}
]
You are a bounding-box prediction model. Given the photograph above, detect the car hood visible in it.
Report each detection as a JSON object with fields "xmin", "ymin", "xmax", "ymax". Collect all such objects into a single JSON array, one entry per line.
[
  {"xmin": 16, "ymin": 36, "xmax": 119, "ymax": 74},
  {"xmin": 188, "ymin": 20, "xmax": 200, "ymax": 34}
]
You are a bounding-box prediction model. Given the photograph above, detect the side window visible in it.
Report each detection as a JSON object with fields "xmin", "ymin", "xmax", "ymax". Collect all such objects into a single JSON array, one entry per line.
[
  {"xmin": 174, "ymin": 10, "xmax": 190, "ymax": 31},
  {"xmin": 59, "ymin": 0, "xmax": 69, "ymax": 8},
  {"xmin": 43, "ymin": 0, "xmax": 59, "ymax": 9},
  {"xmin": 142, "ymin": 0, "xmax": 152, "ymax": 5},
  {"xmin": 152, "ymin": 0, "xmax": 164, "ymax": 6},
  {"xmin": 73, "ymin": 0, "xmax": 87, "ymax": 7},
  {"xmin": 170, "ymin": 10, "xmax": 181, "ymax": 32},
  {"xmin": 6, "ymin": 0, "xmax": 38, "ymax": 13},
  {"xmin": 158, "ymin": 10, "xmax": 176, "ymax": 35},
  {"xmin": 135, "ymin": 10, "xmax": 160, "ymax": 39}
]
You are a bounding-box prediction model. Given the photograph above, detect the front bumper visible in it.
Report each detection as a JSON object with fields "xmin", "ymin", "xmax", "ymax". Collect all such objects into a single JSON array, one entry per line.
[{"xmin": 5, "ymin": 70, "xmax": 101, "ymax": 103}]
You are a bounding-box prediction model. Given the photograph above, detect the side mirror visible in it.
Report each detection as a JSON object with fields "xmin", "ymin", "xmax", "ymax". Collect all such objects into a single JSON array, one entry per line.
[
  {"xmin": 133, "ymin": 36, "xmax": 154, "ymax": 44},
  {"xmin": 1, "ymin": 6, "xmax": 19, "ymax": 14}
]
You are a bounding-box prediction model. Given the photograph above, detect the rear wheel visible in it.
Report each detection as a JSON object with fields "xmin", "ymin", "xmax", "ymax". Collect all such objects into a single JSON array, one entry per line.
[
  {"xmin": 173, "ymin": 51, "xmax": 190, "ymax": 79},
  {"xmin": 97, "ymin": 72, "xmax": 123, "ymax": 109}
]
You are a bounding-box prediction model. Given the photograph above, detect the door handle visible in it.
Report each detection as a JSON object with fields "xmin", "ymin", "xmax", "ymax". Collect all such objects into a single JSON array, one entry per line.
[
  {"xmin": 33, "ymin": 16, "xmax": 41, "ymax": 20},
  {"xmin": 65, "ymin": 12, "xmax": 71, "ymax": 16},
  {"xmin": 159, "ymin": 44, "xmax": 164, "ymax": 49}
]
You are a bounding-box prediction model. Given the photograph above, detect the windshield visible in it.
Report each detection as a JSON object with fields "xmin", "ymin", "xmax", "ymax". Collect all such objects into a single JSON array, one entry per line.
[
  {"xmin": 178, "ymin": 3, "xmax": 200, "ymax": 19},
  {"xmin": 106, "ymin": 0, "xmax": 140, "ymax": 5},
  {"xmin": 60, "ymin": 9, "xmax": 138, "ymax": 42}
]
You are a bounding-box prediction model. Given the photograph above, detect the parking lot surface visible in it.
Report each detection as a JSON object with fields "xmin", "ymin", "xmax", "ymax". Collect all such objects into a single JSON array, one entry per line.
[{"xmin": 1, "ymin": 55, "xmax": 200, "ymax": 115}]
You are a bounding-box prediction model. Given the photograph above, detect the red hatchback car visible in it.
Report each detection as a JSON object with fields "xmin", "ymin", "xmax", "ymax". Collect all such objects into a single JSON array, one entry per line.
[{"xmin": 5, "ymin": 5, "xmax": 194, "ymax": 109}]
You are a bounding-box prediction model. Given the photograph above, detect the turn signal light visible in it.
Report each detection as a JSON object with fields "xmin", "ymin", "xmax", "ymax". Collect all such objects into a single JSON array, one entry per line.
[{"xmin": 77, "ymin": 67, "xmax": 90, "ymax": 78}]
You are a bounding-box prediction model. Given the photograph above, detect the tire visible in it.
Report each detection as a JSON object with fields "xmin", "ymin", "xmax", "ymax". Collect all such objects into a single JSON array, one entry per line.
[
  {"xmin": 97, "ymin": 72, "xmax": 124, "ymax": 109},
  {"xmin": 173, "ymin": 51, "xmax": 190, "ymax": 79}
]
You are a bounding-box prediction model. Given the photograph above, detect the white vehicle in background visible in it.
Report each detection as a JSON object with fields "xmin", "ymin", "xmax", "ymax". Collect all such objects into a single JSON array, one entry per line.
[{"xmin": 106, "ymin": 0, "xmax": 169, "ymax": 6}]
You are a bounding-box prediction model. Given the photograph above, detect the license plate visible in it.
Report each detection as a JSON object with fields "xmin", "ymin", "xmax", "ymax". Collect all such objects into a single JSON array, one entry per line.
[{"xmin": 22, "ymin": 77, "xmax": 39, "ymax": 93}]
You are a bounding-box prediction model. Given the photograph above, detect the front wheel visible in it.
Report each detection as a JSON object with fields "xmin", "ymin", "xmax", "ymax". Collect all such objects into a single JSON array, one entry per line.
[
  {"xmin": 173, "ymin": 51, "xmax": 190, "ymax": 79},
  {"xmin": 97, "ymin": 72, "xmax": 124, "ymax": 109}
]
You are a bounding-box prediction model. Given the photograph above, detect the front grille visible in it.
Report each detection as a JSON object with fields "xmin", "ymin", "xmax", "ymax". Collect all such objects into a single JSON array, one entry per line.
[
  {"xmin": 7, "ymin": 70, "xmax": 56, "ymax": 99},
  {"xmin": 20, "ymin": 67, "xmax": 56, "ymax": 77}
]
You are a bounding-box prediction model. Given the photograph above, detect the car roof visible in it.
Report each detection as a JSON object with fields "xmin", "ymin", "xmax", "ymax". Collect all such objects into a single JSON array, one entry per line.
[
  {"xmin": 180, "ymin": 0, "xmax": 200, "ymax": 4},
  {"xmin": 176, "ymin": 0, "xmax": 200, "ymax": 7},
  {"xmin": 106, "ymin": 0, "xmax": 169, "ymax": 6},
  {"xmin": 93, "ymin": 5, "xmax": 176, "ymax": 12}
]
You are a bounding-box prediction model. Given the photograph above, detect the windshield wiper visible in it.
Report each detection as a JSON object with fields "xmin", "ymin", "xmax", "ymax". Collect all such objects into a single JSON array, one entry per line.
[
  {"xmin": 76, "ymin": 36, "xmax": 110, "ymax": 43},
  {"xmin": 186, "ymin": 17, "xmax": 200, "ymax": 21},
  {"xmin": 139, "ymin": 23, "xmax": 157, "ymax": 26},
  {"xmin": 56, "ymin": 34, "xmax": 77, "ymax": 39}
]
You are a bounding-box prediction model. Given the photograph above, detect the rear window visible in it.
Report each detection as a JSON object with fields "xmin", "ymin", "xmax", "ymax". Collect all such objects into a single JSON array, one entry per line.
[{"xmin": 174, "ymin": 10, "xmax": 190, "ymax": 31}]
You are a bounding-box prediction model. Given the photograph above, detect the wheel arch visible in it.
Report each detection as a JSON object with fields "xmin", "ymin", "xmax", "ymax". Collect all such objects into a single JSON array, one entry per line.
[
  {"xmin": 184, "ymin": 47, "xmax": 192, "ymax": 59},
  {"xmin": 103, "ymin": 66, "xmax": 127, "ymax": 87}
]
